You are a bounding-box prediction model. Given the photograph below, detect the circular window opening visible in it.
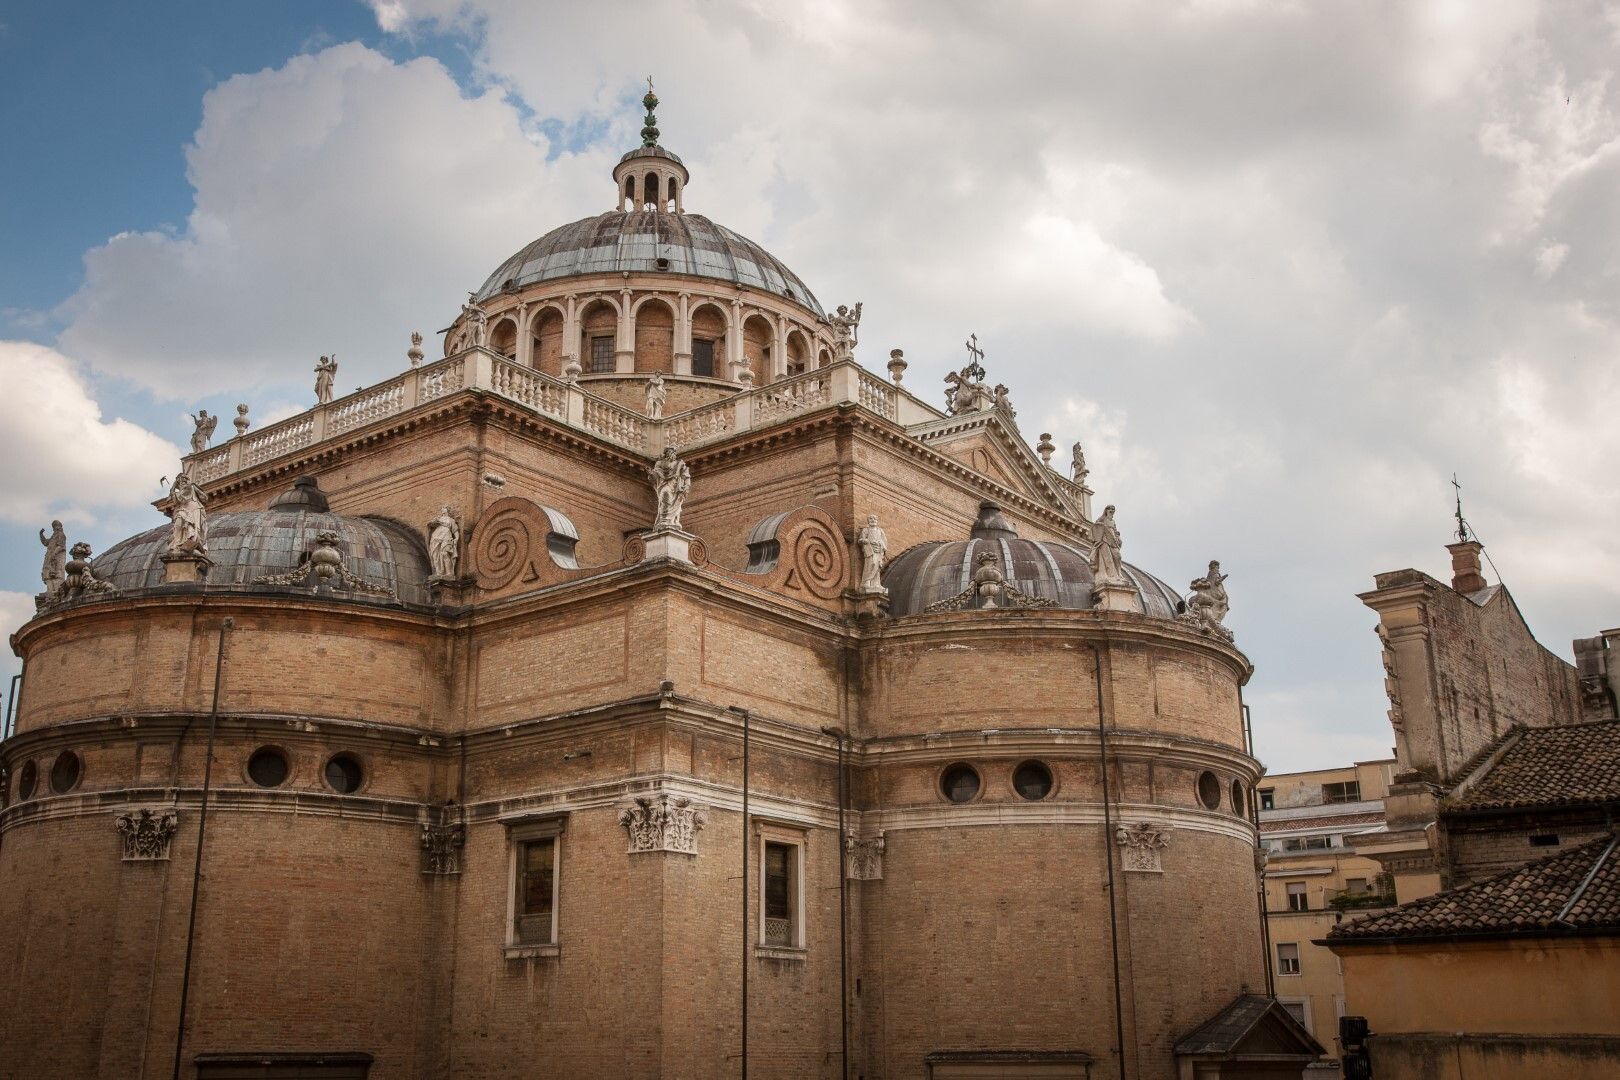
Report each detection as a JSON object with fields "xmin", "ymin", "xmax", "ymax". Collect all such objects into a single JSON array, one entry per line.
[
  {"xmin": 940, "ymin": 763, "xmax": 982, "ymax": 804},
  {"xmin": 324, "ymin": 754, "xmax": 363, "ymax": 795},
  {"xmin": 1231, "ymin": 779, "xmax": 1247, "ymax": 816},
  {"xmin": 1196, "ymin": 770, "xmax": 1222, "ymax": 811},
  {"xmin": 247, "ymin": 747, "xmax": 290, "ymax": 788},
  {"xmin": 1013, "ymin": 760, "xmax": 1054, "ymax": 801},
  {"xmin": 17, "ymin": 760, "xmax": 37, "ymax": 800},
  {"xmin": 50, "ymin": 751, "xmax": 82, "ymax": 794}
]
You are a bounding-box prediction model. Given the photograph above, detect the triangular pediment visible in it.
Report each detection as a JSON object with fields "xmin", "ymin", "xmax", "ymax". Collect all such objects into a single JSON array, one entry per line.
[{"xmin": 907, "ymin": 410, "xmax": 1080, "ymax": 520}]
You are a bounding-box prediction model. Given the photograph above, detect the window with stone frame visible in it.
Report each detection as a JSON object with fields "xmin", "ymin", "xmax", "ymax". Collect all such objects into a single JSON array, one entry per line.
[
  {"xmin": 1276, "ymin": 942, "xmax": 1301, "ymax": 976},
  {"xmin": 1286, "ymin": 881, "xmax": 1309, "ymax": 911},
  {"xmin": 505, "ymin": 815, "xmax": 565, "ymax": 954},
  {"xmin": 590, "ymin": 335, "xmax": 615, "ymax": 373},
  {"xmin": 692, "ymin": 338, "xmax": 715, "ymax": 378},
  {"xmin": 1259, "ymin": 787, "xmax": 1275, "ymax": 810},
  {"xmin": 1322, "ymin": 780, "xmax": 1361, "ymax": 804},
  {"xmin": 1345, "ymin": 877, "xmax": 1370, "ymax": 895},
  {"xmin": 754, "ymin": 819, "xmax": 807, "ymax": 955}
]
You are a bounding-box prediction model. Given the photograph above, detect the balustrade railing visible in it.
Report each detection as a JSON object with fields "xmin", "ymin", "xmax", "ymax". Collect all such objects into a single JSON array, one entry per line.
[
  {"xmin": 179, "ymin": 351, "xmax": 934, "ymax": 482},
  {"xmin": 328, "ymin": 378, "xmax": 406, "ymax": 436},
  {"xmin": 664, "ymin": 398, "xmax": 737, "ymax": 450},
  {"xmin": 491, "ymin": 359, "xmax": 566, "ymax": 418},
  {"xmin": 582, "ymin": 396, "xmax": 649, "ymax": 451}
]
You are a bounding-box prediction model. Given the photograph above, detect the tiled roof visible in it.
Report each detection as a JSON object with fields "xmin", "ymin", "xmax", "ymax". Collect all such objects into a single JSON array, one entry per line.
[
  {"xmin": 1327, "ymin": 834, "xmax": 1620, "ymax": 942},
  {"xmin": 1260, "ymin": 811, "xmax": 1384, "ymax": 834},
  {"xmin": 1444, "ymin": 719, "xmax": 1620, "ymax": 812},
  {"xmin": 1174, "ymin": 994, "xmax": 1324, "ymax": 1057}
]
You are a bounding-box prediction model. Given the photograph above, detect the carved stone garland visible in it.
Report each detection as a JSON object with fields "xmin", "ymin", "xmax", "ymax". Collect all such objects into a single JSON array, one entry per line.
[
  {"xmin": 618, "ymin": 793, "xmax": 707, "ymax": 855},
  {"xmin": 1114, "ymin": 822, "xmax": 1170, "ymax": 873},
  {"xmin": 253, "ymin": 531, "xmax": 394, "ymax": 597},
  {"xmin": 117, "ymin": 807, "xmax": 178, "ymax": 862}
]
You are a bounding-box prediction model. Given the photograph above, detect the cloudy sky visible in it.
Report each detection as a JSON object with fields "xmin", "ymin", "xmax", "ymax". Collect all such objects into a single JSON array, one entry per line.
[{"xmin": 2, "ymin": 1, "xmax": 1617, "ymax": 771}]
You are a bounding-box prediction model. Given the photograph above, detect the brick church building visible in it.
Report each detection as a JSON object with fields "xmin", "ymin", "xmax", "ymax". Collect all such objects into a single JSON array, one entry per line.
[{"xmin": 1, "ymin": 92, "xmax": 1320, "ymax": 1079}]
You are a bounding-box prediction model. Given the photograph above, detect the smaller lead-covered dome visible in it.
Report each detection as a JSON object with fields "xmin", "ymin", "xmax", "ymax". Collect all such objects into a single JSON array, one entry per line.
[
  {"xmin": 883, "ymin": 503, "xmax": 1184, "ymax": 619},
  {"xmin": 93, "ymin": 478, "xmax": 431, "ymax": 605}
]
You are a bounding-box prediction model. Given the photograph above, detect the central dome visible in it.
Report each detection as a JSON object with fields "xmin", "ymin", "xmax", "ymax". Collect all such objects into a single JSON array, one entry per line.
[{"xmin": 472, "ymin": 211, "xmax": 825, "ymax": 317}]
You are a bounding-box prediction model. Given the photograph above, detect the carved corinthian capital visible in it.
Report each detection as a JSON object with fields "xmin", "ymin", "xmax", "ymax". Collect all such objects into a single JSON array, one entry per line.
[
  {"xmin": 421, "ymin": 821, "xmax": 466, "ymax": 875},
  {"xmin": 845, "ymin": 833, "xmax": 885, "ymax": 880},
  {"xmin": 117, "ymin": 807, "xmax": 178, "ymax": 862},
  {"xmin": 618, "ymin": 793, "xmax": 707, "ymax": 855},
  {"xmin": 1114, "ymin": 822, "xmax": 1170, "ymax": 873}
]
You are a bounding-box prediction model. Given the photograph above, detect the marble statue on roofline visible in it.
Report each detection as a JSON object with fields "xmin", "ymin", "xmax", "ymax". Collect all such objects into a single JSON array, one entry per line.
[
  {"xmin": 427, "ymin": 507, "xmax": 460, "ymax": 579},
  {"xmin": 39, "ymin": 520, "xmax": 66, "ymax": 597},
  {"xmin": 1090, "ymin": 504, "xmax": 1129, "ymax": 587},
  {"xmin": 189, "ymin": 410, "xmax": 217, "ymax": 454},
  {"xmin": 829, "ymin": 302, "xmax": 862, "ymax": 361},
  {"xmin": 645, "ymin": 372, "xmax": 668, "ymax": 419},
  {"xmin": 314, "ymin": 355, "xmax": 338, "ymax": 405},
  {"xmin": 1182, "ymin": 560, "xmax": 1232, "ymax": 640},
  {"xmin": 857, "ymin": 514, "xmax": 888, "ymax": 594},
  {"xmin": 166, "ymin": 473, "xmax": 208, "ymax": 557},
  {"xmin": 649, "ymin": 447, "xmax": 691, "ymax": 531}
]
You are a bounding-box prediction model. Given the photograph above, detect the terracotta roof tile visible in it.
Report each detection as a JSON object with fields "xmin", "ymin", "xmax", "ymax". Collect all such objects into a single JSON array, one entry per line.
[
  {"xmin": 1445, "ymin": 719, "xmax": 1620, "ymax": 812},
  {"xmin": 1327, "ymin": 834, "xmax": 1620, "ymax": 942}
]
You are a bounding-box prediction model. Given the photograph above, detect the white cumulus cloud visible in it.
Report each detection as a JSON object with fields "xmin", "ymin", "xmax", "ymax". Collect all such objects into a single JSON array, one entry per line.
[{"xmin": 0, "ymin": 341, "xmax": 179, "ymax": 524}]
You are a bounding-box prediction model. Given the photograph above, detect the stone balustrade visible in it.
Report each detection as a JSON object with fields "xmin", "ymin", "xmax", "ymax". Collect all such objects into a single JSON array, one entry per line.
[{"xmin": 180, "ymin": 347, "xmax": 944, "ymax": 482}]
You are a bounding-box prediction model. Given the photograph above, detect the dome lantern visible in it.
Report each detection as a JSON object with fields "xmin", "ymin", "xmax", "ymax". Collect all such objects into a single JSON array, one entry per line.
[{"xmin": 612, "ymin": 79, "xmax": 690, "ymax": 213}]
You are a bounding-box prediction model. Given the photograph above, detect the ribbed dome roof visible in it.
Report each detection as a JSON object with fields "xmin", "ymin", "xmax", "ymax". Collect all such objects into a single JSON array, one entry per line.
[
  {"xmin": 473, "ymin": 211, "xmax": 825, "ymax": 317},
  {"xmin": 882, "ymin": 502, "xmax": 1185, "ymax": 620},
  {"xmin": 93, "ymin": 479, "xmax": 431, "ymax": 605}
]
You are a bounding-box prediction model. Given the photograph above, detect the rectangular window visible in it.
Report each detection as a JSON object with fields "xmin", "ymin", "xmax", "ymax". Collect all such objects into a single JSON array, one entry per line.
[
  {"xmin": 505, "ymin": 816, "xmax": 564, "ymax": 954},
  {"xmin": 515, "ymin": 839, "xmax": 555, "ymax": 944},
  {"xmin": 1259, "ymin": 788, "xmax": 1275, "ymax": 811},
  {"xmin": 755, "ymin": 821, "xmax": 806, "ymax": 954},
  {"xmin": 590, "ymin": 335, "xmax": 615, "ymax": 373},
  {"xmin": 1286, "ymin": 881, "xmax": 1308, "ymax": 911},
  {"xmin": 764, "ymin": 842, "xmax": 793, "ymax": 946},
  {"xmin": 1322, "ymin": 781, "xmax": 1361, "ymax": 804},
  {"xmin": 692, "ymin": 338, "xmax": 715, "ymax": 378},
  {"xmin": 1346, "ymin": 877, "xmax": 1369, "ymax": 895},
  {"xmin": 1281, "ymin": 835, "xmax": 1333, "ymax": 852},
  {"xmin": 1279, "ymin": 998, "xmax": 1311, "ymax": 1033},
  {"xmin": 1530, "ymin": 833, "xmax": 1560, "ymax": 847},
  {"xmin": 1277, "ymin": 942, "xmax": 1301, "ymax": 976}
]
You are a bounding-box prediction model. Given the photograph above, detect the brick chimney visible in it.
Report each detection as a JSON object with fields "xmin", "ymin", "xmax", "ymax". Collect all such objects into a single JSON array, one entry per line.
[{"xmin": 1445, "ymin": 540, "xmax": 1487, "ymax": 593}]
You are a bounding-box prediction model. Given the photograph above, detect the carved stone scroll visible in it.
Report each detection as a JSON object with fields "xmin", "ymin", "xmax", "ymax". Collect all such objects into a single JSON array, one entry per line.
[{"xmin": 117, "ymin": 807, "xmax": 178, "ymax": 862}]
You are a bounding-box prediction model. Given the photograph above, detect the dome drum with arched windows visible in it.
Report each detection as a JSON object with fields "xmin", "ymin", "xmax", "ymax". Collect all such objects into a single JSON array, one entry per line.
[{"xmin": 454, "ymin": 90, "xmax": 835, "ymax": 396}]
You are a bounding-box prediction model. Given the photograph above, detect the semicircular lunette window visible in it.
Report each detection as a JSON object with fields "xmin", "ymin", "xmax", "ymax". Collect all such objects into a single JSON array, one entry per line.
[
  {"xmin": 49, "ymin": 751, "xmax": 82, "ymax": 794},
  {"xmin": 324, "ymin": 753, "xmax": 363, "ymax": 795},
  {"xmin": 1013, "ymin": 760, "xmax": 1054, "ymax": 801},
  {"xmin": 248, "ymin": 747, "xmax": 290, "ymax": 788},
  {"xmin": 940, "ymin": 763, "xmax": 982, "ymax": 804},
  {"xmin": 1196, "ymin": 771, "xmax": 1222, "ymax": 811}
]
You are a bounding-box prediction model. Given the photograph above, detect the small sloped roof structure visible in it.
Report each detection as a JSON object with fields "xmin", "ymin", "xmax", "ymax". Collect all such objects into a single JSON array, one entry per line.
[{"xmin": 1174, "ymin": 994, "xmax": 1326, "ymax": 1073}]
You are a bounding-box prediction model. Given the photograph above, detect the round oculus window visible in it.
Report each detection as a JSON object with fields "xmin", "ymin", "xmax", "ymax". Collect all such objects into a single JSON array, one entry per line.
[
  {"xmin": 1231, "ymin": 779, "xmax": 1247, "ymax": 816},
  {"xmin": 49, "ymin": 751, "xmax": 82, "ymax": 794},
  {"xmin": 1013, "ymin": 760, "xmax": 1054, "ymax": 801},
  {"xmin": 247, "ymin": 747, "xmax": 290, "ymax": 788},
  {"xmin": 17, "ymin": 760, "xmax": 37, "ymax": 800},
  {"xmin": 324, "ymin": 754, "xmax": 363, "ymax": 795},
  {"xmin": 1196, "ymin": 770, "xmax": 1222, "ymax": 811},
  {"xmin": 940, "ymin": 763, "xmax": 981, "ymax": 804}
]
